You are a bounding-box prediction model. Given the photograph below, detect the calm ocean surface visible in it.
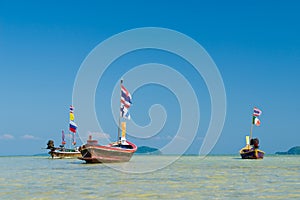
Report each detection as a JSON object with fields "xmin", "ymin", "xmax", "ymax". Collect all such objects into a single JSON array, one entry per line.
[{"xmin": 0, "ymin": 155, "xmax": 299, "ymax": 199}]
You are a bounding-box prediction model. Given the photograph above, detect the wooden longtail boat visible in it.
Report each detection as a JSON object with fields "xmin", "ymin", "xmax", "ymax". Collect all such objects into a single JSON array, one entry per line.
[
  {"xmin": 46, "ymin": 106, "xmax": 80, "ymax": 159},
  {"xmin": 78, "ymin": 136, "xmax": 137, "ymax": 163},
  {"xmin": 78, "ymin": 80, "xmax": 137, "ymax": 163},
  {"xmin": 240, "ymin": 107, "xmax": 265, "ymax": 159},
  {"xmin": 240, "ymin": 137, "xmax": 265, "ymax": 159},
  {"xmin": 48, "ymin": 143, "xmax": 81, "ymax": 159}
]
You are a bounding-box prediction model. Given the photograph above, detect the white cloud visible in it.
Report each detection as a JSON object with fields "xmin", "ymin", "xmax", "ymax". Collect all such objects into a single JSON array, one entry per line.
[
  {"xmin": 21, "ymin": 134, "xmax": 39, "ymax": 140},
  {"xmin": 0, "ymin": 134, "xmax": 14, "ymax": 140}
]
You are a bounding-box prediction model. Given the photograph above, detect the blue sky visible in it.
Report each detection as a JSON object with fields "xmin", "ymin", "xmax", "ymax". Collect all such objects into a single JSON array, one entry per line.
[{"xmin": 0, "ymin": 0, "xmax": 300, "ymax": 155}]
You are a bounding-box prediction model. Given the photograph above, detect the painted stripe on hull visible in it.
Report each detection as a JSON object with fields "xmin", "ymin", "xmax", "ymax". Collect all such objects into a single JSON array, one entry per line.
[
  {"xmin": 240, "ymin": 148, "xmax": 265, "ymax": 159},
  {"xmin": 80, "ymin": 148, "xmax": 134, "ymax": 163},
  {"xmin": 49, "ymin": 150, "xmax": 81, "ymax": 159}
]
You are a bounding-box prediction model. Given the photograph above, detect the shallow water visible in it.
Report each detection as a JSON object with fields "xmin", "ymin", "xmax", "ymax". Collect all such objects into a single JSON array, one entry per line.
[{"xmin": 0, "ymin": 155, "xmax": 299, "ymax": 199}]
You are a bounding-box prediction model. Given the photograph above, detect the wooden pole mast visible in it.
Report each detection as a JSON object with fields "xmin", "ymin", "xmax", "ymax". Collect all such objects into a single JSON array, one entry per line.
[{"xmin": 117, "ymin": 79, "xmax": 123, "ymax": 143}]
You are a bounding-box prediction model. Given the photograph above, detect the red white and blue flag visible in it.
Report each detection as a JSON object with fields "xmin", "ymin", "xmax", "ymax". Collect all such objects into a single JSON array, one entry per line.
[
  {"xmin": 69, "ymin": 121, "xmax": 77, "ymax": 133},
  {"xmin": 120, "ymin": 105, "xmax": 131, "ymax": 120},
  {"xmin": 121, "ymin": 85, "xmax": 132, "ymax": 108},
  {"xmin": 253, "ymin": 107, "xmax": 262, "ymax": 116},
  {"xmin": 120, "ymin": 84, "xmax": 132, "ymax": 119},
  {"xmin": 70, "ymin": 105, "xmax": 74, "ymax": 113}
]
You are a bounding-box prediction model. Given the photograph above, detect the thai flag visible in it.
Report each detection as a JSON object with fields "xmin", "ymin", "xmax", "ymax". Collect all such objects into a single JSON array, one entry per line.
[
  {"xmin": 70, "ymin": 105, "xmax": 74, "ymax": 113},
  {"xmin": 120, "ymin": 105, "xmax": 131, "ymax": 120},
  {"xmin": 121, "ymin": 85, "xmax": 132, "ymax": 108},
  {"xmin": 69, "ymin": 121, "xmax": 77, "ymax": 133},
  {"xmin": 253, "ymin": 107, "xmax": 262, "ymax": 116}
]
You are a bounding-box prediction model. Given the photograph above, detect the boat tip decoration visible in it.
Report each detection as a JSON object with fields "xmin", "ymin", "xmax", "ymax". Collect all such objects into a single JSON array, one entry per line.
[
  {"xmin": 61, "ymin": 130, "xmax": 66, "ymax": 145},
  {"xmin": 121, "ymin": 121, "xmax": 128, "ymax": 145}
]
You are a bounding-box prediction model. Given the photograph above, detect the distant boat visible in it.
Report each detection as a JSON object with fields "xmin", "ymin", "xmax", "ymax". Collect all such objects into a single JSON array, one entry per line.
[
  {"xmin": 78, "ymin": 80, "xmax": 137, "ymax": 163},
  {"xmin": 46, "ymin": 106, "xmax": 81, "ymax": 159},
  {"xmin": 240, "ymin": 107, "xmax": 265, "ymax": 159},
  {"xmin": 240, "ymin": 136, "xmax": 265, "ymax": 159}
]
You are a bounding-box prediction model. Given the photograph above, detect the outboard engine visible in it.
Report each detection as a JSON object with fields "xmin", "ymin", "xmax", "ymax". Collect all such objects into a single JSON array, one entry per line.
[
  {"xmin": 47, "ymin": 140, "xmax": 55, "ymax": 150},
  {"xmin": 250, "ymin": 138, "xmax": 259, "ymax": 148}
]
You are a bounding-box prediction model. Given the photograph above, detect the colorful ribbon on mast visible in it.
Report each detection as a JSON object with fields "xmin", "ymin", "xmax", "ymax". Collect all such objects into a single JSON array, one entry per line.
[{"xmin": 69, "ymin": 105, "xmax": 77, "ymax": 145}]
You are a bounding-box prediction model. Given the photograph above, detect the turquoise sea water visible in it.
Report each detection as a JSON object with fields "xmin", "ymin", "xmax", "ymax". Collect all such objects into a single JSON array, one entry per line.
[{"xmin": 0, "ymin": 155, "xmax": 299, "ymax": 199}]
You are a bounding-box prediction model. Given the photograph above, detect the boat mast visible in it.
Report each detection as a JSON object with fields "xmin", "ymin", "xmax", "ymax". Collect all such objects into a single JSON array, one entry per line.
[
  {"xmin": 69, "ymin": 131, "xmax": 71, "ymax": 149},
  {"xmin": 61, "ymin": 129, "xmax": 65, "ymax": 145},
  {"xmin": 250, "ymin": 113, "xmax": 255, "ymax": 139},
  {"xmin": 250, "ymin": 108, "xmax": 255, "ymax": 140},
  {"xmin": 117, "ymin": 79, "xmax": 123, "ymax": 143},
  {"xmin": 250, "ymin": 123, "xmax": 253, "ymax": 140},
  {"xmin": 69, "ymin": 105, "xmax": 77, "ymax": 148},
  {"xmin": 69, "ymin": 107, "xmax": 72, "ymax": 149}
]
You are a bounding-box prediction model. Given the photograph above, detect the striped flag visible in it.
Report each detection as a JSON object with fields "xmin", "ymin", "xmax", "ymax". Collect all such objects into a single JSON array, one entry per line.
[
  {"xmin": 253, "ymin": 107, "xmax": 262, "ymax": 116},
  {"xmin": 69, "ymin": 121, "xmax": 77, "ymax": 133},
  {"xmin": 121, "ymin": 85, "xmax": 132, "ymax": 108},
  {"xmin": 70, "ymin": 105, "xmax": 74, "ymax": 113},
  {"xmin": 120, "ymin": 105, "xmax": 131, "ymax": 120},
  {"xmin": 120, "ymin": 84, "xmax": 132, "ymax": 120}
]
